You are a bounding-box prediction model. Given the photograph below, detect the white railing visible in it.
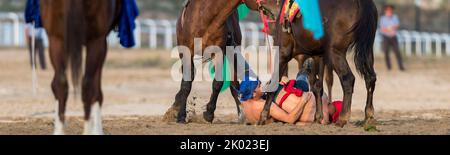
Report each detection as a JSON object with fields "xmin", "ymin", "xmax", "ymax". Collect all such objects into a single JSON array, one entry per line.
[
  {"xmin": 1, "ymin": 12, "xmax": 450, "ymax": 57},
  {"xmin": 0, "ymin": 13, "xmax": 21, "ymax": 47}
]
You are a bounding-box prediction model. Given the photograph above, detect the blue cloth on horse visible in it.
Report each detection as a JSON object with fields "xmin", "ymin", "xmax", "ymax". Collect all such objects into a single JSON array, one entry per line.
[
  {"xmin": 118, "ymin": 0, "xmax": 140, "ymax": 48},
  {"xmin": 23, "ymin": 0, "xmax": 139, "ymax": 48},
  {"xmin": 294, "ymin": 0, "xmax": 324, "ymax": 40},
  {"xmin": 24, "ymin": 0, "xmax": 42, "ymax": 27}
]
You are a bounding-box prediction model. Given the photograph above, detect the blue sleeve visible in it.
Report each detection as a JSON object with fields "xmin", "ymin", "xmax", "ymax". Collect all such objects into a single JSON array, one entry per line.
[
  {"xmin": 393, "ymin": 15, "xmax": 400, "ymax": 26},
  {"xmin": 379, "ymin": 16, "xmax": 385, "ymax": 28}
]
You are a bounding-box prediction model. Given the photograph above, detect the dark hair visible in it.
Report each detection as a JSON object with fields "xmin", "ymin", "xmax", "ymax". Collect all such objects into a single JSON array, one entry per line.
[{"xmin": 383, "ymin": 4, "xmax": 395, "ymax": 11}]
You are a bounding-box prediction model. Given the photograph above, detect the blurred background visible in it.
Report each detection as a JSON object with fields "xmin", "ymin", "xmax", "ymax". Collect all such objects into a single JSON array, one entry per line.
[
  {"xmin": 1, "ymin": 0, "xmax": 448, "ymax": 32},
  {"xmin": 0, "ymin": 0, "xmax": 448, "ymax": 54},
  {"xmin": 0, "ymin": 0, "xmax": 449, "ymax": 126}
]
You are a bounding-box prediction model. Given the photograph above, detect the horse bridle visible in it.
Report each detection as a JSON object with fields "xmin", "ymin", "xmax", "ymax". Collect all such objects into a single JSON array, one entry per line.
[
  {"xmin": 241, "ymin": 0, "xmax": 282, "ymax": 34},
  {"xmin": 241, "ymin": 0, "xmax": 279, "ymax": 20}
]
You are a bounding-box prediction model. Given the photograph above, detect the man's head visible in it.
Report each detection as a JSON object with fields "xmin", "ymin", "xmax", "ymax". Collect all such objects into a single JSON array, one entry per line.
[
  {"xmin": 383, "ymin": 5, "xmax": 395, "ymax": 17},
  {"xmin": 239, "ymin": 76, "xmax": 261, "ymax": 102}
]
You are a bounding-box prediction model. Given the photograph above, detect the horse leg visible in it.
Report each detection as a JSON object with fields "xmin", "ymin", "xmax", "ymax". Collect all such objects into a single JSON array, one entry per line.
[
  {"xmin": 49, "ymin": 37, "xmax": 69, "ymax": 135},
  {"xmin": 330, "ymin": 48, "xmax": 355, "ymax": 128},
  {"xmin": 228, "ymin": 51, "xmax": 245, "ymax": 123},
  {"xmin": 363, "ymin": 64, "xmax": 377, "ymax": 126},
  {"xmin": 325, "ymin": 63, "xmax": 333, "ymax": 103},
  {"xmin": 311, "ymin": 57, "xmax": 326, "ymax": 124},
  {"xmin": 294, "ymin": 55, "xmax": 308, "ymax": 84},
  {"xmin": 295, "ymin": 55, "xmax": 307, "ymax": 71},
  {"xmin": 229, "ymin": 80, "xmax": 245, "ymax": 123},
  {"xmin": 203, "ymin": 79, "xmax": 224, "ymax": 123},
  {"xmin": 82, "ymin": 37, "xmax": 107, "ymax": 135},
  {"xmin": 167, "ymin": 59, "xmax": 195, "ymax": 123},
  {"xmin": 258, "ymin": 45, "xmax": 292, "ymax": 125}
]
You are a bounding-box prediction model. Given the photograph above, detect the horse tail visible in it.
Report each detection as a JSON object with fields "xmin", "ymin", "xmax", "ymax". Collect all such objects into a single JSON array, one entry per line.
[
  {"xmin": 351, "ymin": 0, "xmax": 378, "ymax": 78},
  {"xmin": 64, "ymin": 0, "xmax": 84, "ymax": 95}
]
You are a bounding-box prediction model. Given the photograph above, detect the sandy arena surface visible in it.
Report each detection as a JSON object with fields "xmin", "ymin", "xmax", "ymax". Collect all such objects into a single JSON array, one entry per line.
[{"xmin": 0, "ymin": 48, "xmax": 449, "ymax": 135}]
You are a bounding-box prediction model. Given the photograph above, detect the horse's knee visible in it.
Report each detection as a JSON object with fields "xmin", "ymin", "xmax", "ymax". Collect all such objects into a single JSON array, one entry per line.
[{"xmin": 51, "ymin": 73, "xmax": 69, "ymax": 95}]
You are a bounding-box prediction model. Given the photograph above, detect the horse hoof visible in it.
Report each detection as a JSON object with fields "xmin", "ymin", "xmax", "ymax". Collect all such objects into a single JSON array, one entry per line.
[
  {"xmin": 257, "ymin": 120, "xmax": 266, "ymax": 125},
  {"xmin": 203, "ymin": 112, "xmax": 214, "ymax": 123},
  {"xmin": 257, "ymin": 112, "xmax": 269, "ymax": 125},
  {"xmin": 256, "ymin": 117, "xmax": 267, "ymax": 125},
  {"xmin": 365, "ymin": 118, "xmax": 378, "ymax": 126},
  {"xmin": 355, "ymin": 118, "xmax": 377, "ymax": 127},
  {"xmin": 176, "ymin": 119, "xmax": 187, "ymax": 124},
  {"xmin": 314, "ymin": 119, "xmax": 322, "ymax": 124},
  {"xmin": 363, "ymin": 119, "xmax": 379, "ymax": 132},
  {"xmin": 364, "ymin": 124, "xmax": 379, "ymax": 132},
  {"xmin": 163, "ymin": 106, "xmax": 179, "ymax": 122},
  {"xmin": 237, "ymin": 114, "xmax": 246, "ymax": 124},
  {"xmin": 335, "ymin": 120, "xmax": 347, "ymax": 128}
]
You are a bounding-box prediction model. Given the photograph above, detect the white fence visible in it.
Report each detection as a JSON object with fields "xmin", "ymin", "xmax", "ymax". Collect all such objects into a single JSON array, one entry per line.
[{"xmin": 1, "ymin": 12, "xmax": 449, "ymax": 57}]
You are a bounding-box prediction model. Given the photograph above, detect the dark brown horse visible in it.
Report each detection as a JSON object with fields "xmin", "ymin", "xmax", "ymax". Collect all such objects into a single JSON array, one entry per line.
[
  {"xmin": 164, "ymin": 0, "xmax": 247, "ymax": 124},
  {"xmin": 40, "ymin": 0, "xmax": 122, "ymax": 134},
  {"xmin": 294, "ymin": 55, "xmax": 334, "ymax": 106},
  {"xmin": 244, "ymin": 0, "xmax": 378, "ymax": 127}
]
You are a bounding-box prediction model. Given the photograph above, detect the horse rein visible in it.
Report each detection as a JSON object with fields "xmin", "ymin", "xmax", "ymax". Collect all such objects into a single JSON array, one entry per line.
[{"xmin": 240, "ymin": 0, "xmax": 278, "ymax": 33}]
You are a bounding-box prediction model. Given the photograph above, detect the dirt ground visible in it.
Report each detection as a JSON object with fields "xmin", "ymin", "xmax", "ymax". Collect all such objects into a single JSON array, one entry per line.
[{"xmin": 0, "ymin": 48, "xmax": 449, "ymax": 135}]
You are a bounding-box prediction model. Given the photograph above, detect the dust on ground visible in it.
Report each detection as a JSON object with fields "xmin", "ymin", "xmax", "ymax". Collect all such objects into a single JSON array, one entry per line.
[{"xmin": 0, "ymin": 48, "xmax": 449, "ymax": 135}]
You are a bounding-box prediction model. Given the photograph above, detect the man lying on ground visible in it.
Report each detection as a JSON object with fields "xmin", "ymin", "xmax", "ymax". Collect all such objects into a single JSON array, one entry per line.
[{"xmin": 239, "ymin": 73, "xmax": 342, "ymax": 125}]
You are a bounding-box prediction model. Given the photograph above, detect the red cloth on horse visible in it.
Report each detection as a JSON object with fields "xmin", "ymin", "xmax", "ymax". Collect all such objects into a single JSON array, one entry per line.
[
  {"xmin": 279, "ymin": 80, "xmax": 304, "ymax": 109},
  {"xmin": 331, "ymin": 101, "xmax": 343, "ymax": 123},
  {"xmin": 280, "ymin": 0, "xmax": 300, "ymax": 24}
]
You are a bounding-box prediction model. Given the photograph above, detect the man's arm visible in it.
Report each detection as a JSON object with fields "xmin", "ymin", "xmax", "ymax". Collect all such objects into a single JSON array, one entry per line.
[
  {"xmin": 269, "ymin": 103, "xmax": 296, "ymax": 124},
  {"xmin": 269, "ymin": 93, "xmax": 312, "ymax": 124}
]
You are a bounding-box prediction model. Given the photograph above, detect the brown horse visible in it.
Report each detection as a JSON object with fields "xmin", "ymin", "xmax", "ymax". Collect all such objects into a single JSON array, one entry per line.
[
  {"xmin": 244, "ymin": 0, "xmax": 378, "ymax": 127},
  {"xmin": 40, "ymin": 0, "xmax": 122, "ymax": 134},
  {"xmin": 164, "ymin": 0, "xmax": 248, "ymax": 124}
]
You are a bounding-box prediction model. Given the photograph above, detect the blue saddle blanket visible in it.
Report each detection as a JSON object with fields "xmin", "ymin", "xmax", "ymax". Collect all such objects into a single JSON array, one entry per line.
[{"xmin": 24, "ymin": 0, "xmax": 139, "ymax": 48}]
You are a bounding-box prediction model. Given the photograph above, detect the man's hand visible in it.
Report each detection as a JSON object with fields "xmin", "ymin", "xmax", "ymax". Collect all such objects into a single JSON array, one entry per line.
[{"xmin": 280, "ymin": 76, "xmax": 289, "ymax": 85}]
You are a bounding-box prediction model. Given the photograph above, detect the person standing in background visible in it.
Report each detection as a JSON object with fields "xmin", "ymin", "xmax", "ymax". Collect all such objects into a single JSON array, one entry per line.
[
  {"xmin": 25, "ymin": 23, "xmax": 46, "ymax": 70},
  {"xmin": 380, "ymin": 5, "xmax": 405, "ymax": 71}
]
